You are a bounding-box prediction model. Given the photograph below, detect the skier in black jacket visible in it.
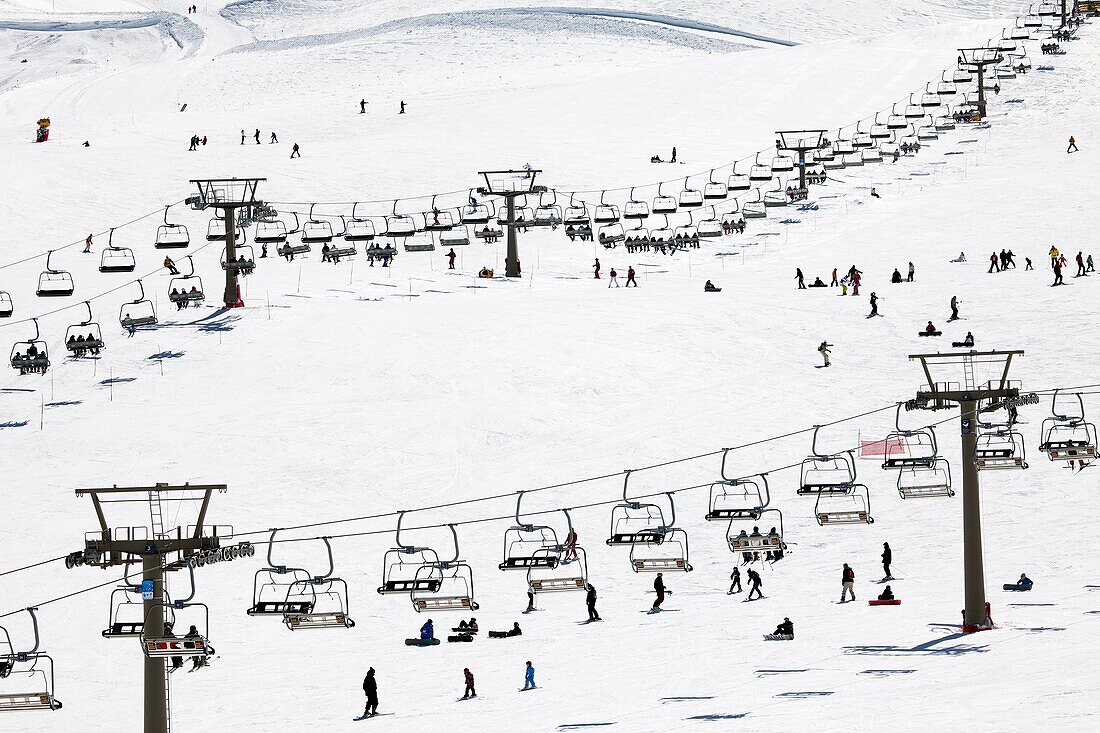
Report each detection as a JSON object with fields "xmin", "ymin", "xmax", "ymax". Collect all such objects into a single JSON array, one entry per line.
[
  {"xmin": 882, "ymin": 542, "xmax": 893, "ymax": 580},
  {"xmin": 363, "ymin": 668, "xmax": 378, "ymax": 717},
  {"xmin": 652, "ymin": 573, "xmax": 666, "ymax": 610},
  {"xmin": 586, "ymin": 583, "xmax": 601, "ymax": 621}
]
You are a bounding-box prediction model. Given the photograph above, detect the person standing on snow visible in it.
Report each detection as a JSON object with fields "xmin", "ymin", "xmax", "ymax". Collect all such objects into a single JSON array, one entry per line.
[
  {"xmin": 254, "ymin": 128, "xmax": 261, "ymax": 144},
  {"xmin": 399, "ymin": 100, "xmax": 406, "ymax": 114},
  {"xmin": 1053, "ymin": 257, "xmax": 1065, "ymax": 285},
  {"xmin": 608, "ymin": 268, "xmax": 619, "ymax": 287},
  {"xmin": 586, "ymin": 583, "xmax": 601, "ymax": 621},
  {"xmin": 989, "ymin": 252, "xmax": 1000, "ymax": 273},
  {"xmin": 1076, "ymin": 251, "xmax": 1086, "ymax": 276},
  {"xmin": 868, "ymin": 292, "xmax": 879, "ymax": 317},
  {"xmin": 360, "ymin": 99, "xmax": 367, "ymax": 114},
  {"xmin": 907, "ymin": 261, "xmax": 915, "ymax": 282},
  {"xmin": 840, "ymin": 563, "xmax": 856, "ymax": 602},
  {"xmin": 447, "ymin": 248, "xmax": 456, "ymax": 270},
  {"xmin": 1087, "ymin": 254, "xmax": 1095, "ymax": 273},
  {"xmin": 1067, "ymin": 135, "xmax": 1078, "ymax": 153},
  {"xmin": 526, "ymin": 579, "xmax": 537, "ymax": 613},
  {"xmin": 625, "ymin": 266, "xmax": 637, "ymax": 287},
  {"xmin": 795, "ymin": 268, "xmax": 806, "ymax": 289},
  {"xmin": 830, "ymin": 267, "xmax": 838, "ymax": 287},
  {"xmin": 670, "ymin": 146, "xmax": 677, "ymax": 163},
  {"xmin": 270, "ymin": 131, "xmax": 278, "ymax": 143},
  {"xmin": 523, "ymin": 661, "xmax": 536, "ymax": 690},
  {"xmin": 950, "ymin": 295, "xmax": 960, "ymax": 321},
  {"xmin": 882, "ymin": 542, "xmax": 893, "ymax": 580},
  {"xmin": 240, "ymin": 129, "xmax": 246, "ymax": 145},
  {"xmin": 1049, "ymin": 246, "xmax": 1060, "ymax": 269},
  {"xmin": 1025, "ymin": 257, "xmax": 1033, "ymax": 271},
  {"xmin": 84, "ymin": 234, "xmax": 93, "ymax": 253},
  {"xmin": 652, "ymin": 573, "xmax": 666, "ymax": 610},
  {"xmin": 362, "ymin": 668, "xmax": 379, "ymax": 717},
  {"xmin": 290, "ymin": 143, "xmax": 300, "ymax": 158},
  {"xmin": 746, "ymin": 567, "xmax": 763, "ymax": 600},
  {"xmin": 729, "ymin": 566, "xmax": 742, "ymax": 594},
  {"xmin": 818, "ymin": 341, "xmax": 832, "ymax": 367},
  {"xmin": 462, "ymin": 668, "xmax": 476, "ymax": 699},
  {"xmin": 593, "ymin": 258, "xmax": 600, "ymax": 279}
]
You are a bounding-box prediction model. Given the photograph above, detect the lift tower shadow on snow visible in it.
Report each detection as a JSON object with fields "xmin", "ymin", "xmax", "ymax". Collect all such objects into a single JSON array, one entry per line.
[
  {"xmin": 906, "ymin": 350, "xmax": 1026, "ymax": 633},
  {"xmin": 476, "ymin": 169, "xmax": 546, "ymax": 278},
  {"xmin": 67, "ymin": 483, "xmax": 231, "ymax": 733},
  {"xmin": 189, "ymin": 178, "xmax": 264, "ymax": 307},
  {"xmin": 776, "ymin": 130, "xmax": 828, "ymax": 191},
  {"xmin": 958, "ymin": 48, "xmax": 1003, "ymax": 119}
]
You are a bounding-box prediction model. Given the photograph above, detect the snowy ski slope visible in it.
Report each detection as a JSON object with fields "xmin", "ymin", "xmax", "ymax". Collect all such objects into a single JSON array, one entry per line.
[{"xmin": 1, "ymin": 0, "xmax": 1099, "ymax": 731}]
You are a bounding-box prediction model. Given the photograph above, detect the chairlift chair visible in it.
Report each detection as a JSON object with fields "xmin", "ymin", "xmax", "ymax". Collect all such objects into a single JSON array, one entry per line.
[
  {"xmin": 36, "ymin": 251, "xmax": 74, "ymax": 298},
  {"xmin": 528, "ymin": 510, "xmax": 588, "ymax": 592},
  {"xmin": 763, "ymin": 179, "xmax": 788, "ymax": 208},
  {"xmin": 742, "ymin": 190, "xmax": 767, "ymax": 219},
  {"xmin": 1023, "ymin": 13, "xmax": 1043, "ymax": 27},
  {"xmin": 953, "ymin": 68, "xmax": 974, "ymax": 83},
  {"xmin": 904, "ymin": 97, "xmax": 926, "ymax": 118},
  {"xmin": 0, "ymin": 291, "xmax": 12, "ymax": 318},
  {"xmin": 247, "ymin": 530, "xmax": 314, "ymax": 616},
  {"xmin": 771, "ymin": 154, "xmax": 795, "ymax": 172},
  {"xmin": 852, "ymin": 123, "xmax": 875, "ymax": 148},
  {"xmin": 606, "ymin": 471, "xmax": 668, "ymax": 545},
  {"xmin": 897, "ymin": 459, "xmax": 954, "ymax": 499},
  {"xmin": 881, "ymin": 404, "xmax": 939, "ymax": 469},
  {"xmin": 937, "ymin": 75, "xmax": 958, "ymax": 96},
  {"xmin": 499, "ymin": 492, "xmax": 562, "ymax": 571},
  {"xmin": 439, "ymin": 224, "xmax": 470, "ymax": 247},
  {"xmin": 386, "ymin": 202, "xmax": 418, "ymax": 238},
  {"xmin": 975, "ymin": 424, "xmax": 1029, "ymax": 470},
  {"xmin": 703, "ymin": 170, "xmax": 727, "ymax": 200},
  {"xmin": 533, "ymin": 192, "xmax": 563, "ymax": 227},
  {"xmin": 706, "ymin": 453, "xmax": 770, "ymax": 521},
  {"xmin": 256, "ymin": 219, "xmax": 289, "ymax": 244},
  {"xmin": 629, "ymin": 493, "xmax": 693, "ymax": 572},
  {"xmin": 98, "ymin": 228, "xmax": 137, "ymax": 273},
  {"xmin": 0, "ymin": 609, "xmax": 63, "ymax": 712},
  {"xmin": 593, "ymin": 191, "xmax": 621, "ymax": 223},
  {"xmin": 9, "ymin": 318, "xmax": 49, "ymax": 375},
  {"xmin": 721, "ymin": 209, "xmax": 745, "ymax": 230},
  {"xmin": 342, "ymin": 204, "xmax": 376, "ymax": 242},
  {"xmin": 749, "ymin": 153, "xmax": 772, "ymax": 181},
  {"xmin": 861, "ymin": 147, "xmax": 883, "ymax": 163},
  {"xmin": 119, "ymin": 280, "xmax": 157, "ymax": 330},
  {"xmin": 302, "ymin": 204, "xmax": 334, "ymax": 244},
  {"xmin": 563, "ymin": 196, "xmax": 590, "ymax": 226},
  {"xmin": 104, "ymin": 584, "xmax": 173, "ymax": 637},
  {"xmin": 473, "ymin": 224, "xmax": 504, "ymax": 241},
  {"xmin": 624, "ymin": 187, "xmax": 650, "ymax": 219},
  {"xmin": 140, "ymin": 603, "xmax": 213, "ymax": 661},
  {"xmin": 799, "ymin": 426, "xmax": 857, "ymax": 494},
  {"xmin": 652, "ymin": 183, "xmax": 678, "ymax": 214},
  {"xmin": 917, "ymin": 125, "xmax": 939, "ymax": 141},
  {"xmin": 462, "ymin": 203, "xmax": 491, "ymax": 225},
  {"xmin": 221, "ymin": 244, "xmax": 256, "ymax": 273},
  {"xmin": 206, "ymin": 216, "xmax": 230, "ymax": 242},
  {"xmin": 678, "ymin": 178, "xmax": 704, "ymax": 209},
  {"xmin": 921, "ymin": 85, "xmax": 943, "ymax": 107},
  {"xmin": 887, "ymin": 106, "xmax": 908, "ymax": 129},
  {"xmin": 377, "ymin": 512, "xmax": 444, "ymax": 597},
  {"xmin": 726, "ymin": 513, "xmax": 784, "ymax": 553},
  {"xmin": 833, "ymin": 135, "xmax": 855, "ymax": 155},
  {"xmin": 282, "ymin": 538, "xmax": 355, "ymax": 630},
  {"xmin": 410, "ymin": 525, "xmax": 480, "ymax": 613},
  {"xmin": 934, "ymin": 115, "xmax": 957, "ymax": 131},
  {"xmin": 995, "ymin": 65, "xmax": 1017, "ymax": 79},
  {"xmin": 598, "ymin": 222, "xmax": 626, "ymax": 247},
  {"xmin": 64, "ymin": 301, "xmax": 105, "ymax": 356},
  {"xmin": 649, "ymin": 214, "xmax": 674, "ymax": 243},
  {"xmin": 815, "ymin": 484, "xmax": 874, "ymax": 525},
  {"xmin": 424, "ymin": 196, "xmax": 455, "ymax": 231},
  {"xmin": 1039, "ymin": 392, "xmax": 1098, "ymax": 461},
  {"xmin": 727, "ymin": 162, "xmax": 752, "ymax": 192},
  {"xmin": 870, "ymin": 117, "xmax": 892, "ymax": 139},
  {"xmin": 155, "ymin": 205, "xmax": 191, "ymax": 249},
  {"xmin": 624, "ymin": 224, "xmax": 650, "ymax": 246},
  {"xmin": 698, "ymin": 208, "xmax": 722, "ymax": 238}
]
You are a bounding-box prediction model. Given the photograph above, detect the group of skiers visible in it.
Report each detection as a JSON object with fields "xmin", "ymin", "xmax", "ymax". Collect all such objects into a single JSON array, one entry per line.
[
  {"xmin": 240, "ymin": 128, "xmax": 278, "ymax": 145},
  {"xmin": 796, "ymin": 264, "xmax": 863, "ymax": 294},
  {"xmin": 593, "ymin": 259, "xmax": 637, "ymax": 287},
  {"xmin": 359, "ymin": 661, "xmax": 537, "ymax": 716}
]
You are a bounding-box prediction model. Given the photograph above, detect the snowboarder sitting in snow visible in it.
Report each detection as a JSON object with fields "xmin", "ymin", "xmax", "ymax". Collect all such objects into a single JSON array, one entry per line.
[
  {"xmin": 650, "ymin": 154, "xmax": 663, "ymax": 163},
  {"xmin": 891, "ymin": 268, "xmax": 903, "ymax": 283},
  {"xmin": 878, "ymin": 585, "xmax": 895, "ymax": 601},
  {"xmin": 773, "ymin": 617, "xmax": 794, "ymax": 638},
  {"xmin": 704, "ymin": 280, "xmax": 720, "ymax": 292},
  {"xmin": 809, "ymin": 277, "xmax": 827, "ymax": 288},
  {"xmin": 921, "ymin": 321, "xmax": 941, "ymax": 336},
  {"xmin": 950, "ymin": 252, "xmax": 966, "ymax": 263},
  {"xmin": 457, "ymin": 618, "xmax": 478, "ymax": 633},
  {"xmin": 488, "ymin": 622, "xmax": 522, "ymax": 639},
  {"xmin": 420, "ymin": 619, "xmax": 435, "ymax": 641},
  {"xmin": 952, "ymin": 332, "xmax": 975, "ymax": 348},
  {"xmin": 1007, "ymin": 573, "xmax": 1034, "ymax": 591}
]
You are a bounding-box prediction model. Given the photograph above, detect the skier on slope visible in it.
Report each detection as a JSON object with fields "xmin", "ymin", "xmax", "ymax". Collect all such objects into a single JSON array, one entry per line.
[
  {"xmin": 729, "ymin": 566, "xmax": 742, "ymax": 594},
  {"xmin": 796, "ymin": 267, "xmax": 806, "ymax": 289},
  {"xmin": 907, "ymin": 261, "xmax": 915, "ymax": 282},
  {"xmin": 362, "ymin": 668, "xmax": 378, "ymax": 717},
  {"xmin": 950, "ymin": 295, "xmax": 960, "ymax": 321},
  {"xmin": 625, "ymin": 266, "xmax": 637, "ymax": 287},
  {"xmin": 1076, "ymin": 251, "xmax": 1086, "ymax": 277},
  {"xmin": 84, "ymin": 234, "xmax": 93, "ymax": 253},
  {"xmin": 526, "ymin": 579, "xmax": 537, "ymax": 612},
  {"xmin": 840, "ymin": 563, "xmax": 856, "ymax": 602},
  {"xmin": 868, "ymin": 292, "xmax": 879, "ymax": 317},
  {"xmin": 586, "ymin": 583, "xmax": 601, "ymax": 621},
  {"xmin": 746, "ymin": 568, "xmax": 763, "ymax": 600},
  {"xmin": 818, "ymin": 341, "xmax": 832, "ymax": 367},
  {"xmin": 523, "ymin": 661, "xmax": 536, "ymax": 690},
  {"xmin": 164, "ymin": 256, "xmax": 180, "ymax": 275},
  {"xmin": 254, "ymin": 128, "xmax": 261, "ymax": 144},
  {"xmin": 593, "ymin": 258, "xmax": 600, "ymax": 279},
  {"xmin": 447, "ymin": 248, "xmax": 456, "ymax": 270},
  {"xmin": 462, "ymin": 668, "xmax": 476, "ymax": 699},
  {"xmin": 989, "ymin": 252, "xmax": 1000, "ymax": 273},
  {"xmin": 652, "ymin": 573, "xmax": 666, "ymax": 610},
  {"xmin": 882, "ymin": 542, "xmax": 893, "ymax": 580}
]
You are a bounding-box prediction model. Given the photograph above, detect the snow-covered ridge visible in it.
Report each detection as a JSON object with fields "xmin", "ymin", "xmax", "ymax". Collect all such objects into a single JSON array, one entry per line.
[{"xmin": 0, "ymin": 11, "xmax": 202, "ymax": 52}]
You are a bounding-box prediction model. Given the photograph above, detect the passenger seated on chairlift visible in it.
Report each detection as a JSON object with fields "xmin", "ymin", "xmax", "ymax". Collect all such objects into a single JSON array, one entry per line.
[
  {"xmin": 185, "ymin": 625, "xmax": 207, "ymax": 671},
  {"xmin": 878, "ymin": 585, "xmax": 895, "ymax": 601},
  {"xmin": 773, "ymin": 617, "xmax": 794, "ymax": 638}
]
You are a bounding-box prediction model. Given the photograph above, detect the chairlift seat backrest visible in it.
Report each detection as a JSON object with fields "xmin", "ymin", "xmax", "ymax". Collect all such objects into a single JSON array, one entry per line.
[
  {"xmin": 102, "ymin": 622, "xmax": 143, "ymax": 637},
  {"xmin": 302, "ymin": 221, "xmax": 334, "ymax": 243},
  {"xmin": 285, "ymin": 612, "xmax": 354, "ymax": 630},
  {"xmin": 248, "ymin": 601, "xmax": 313, "ymax": 616},
  {"xmin": 156, "ymin": 225, "xmax": 191, "ymax": 249},
  {"xmin": 0, "ymin": 692, "xmax": 61, "ymax": 711},
  {"xmin": 380, "ymin": 577, "xmax": 441, "ymax": 594},
  {"xmin": 37, "ymin": 272, "xmax": 74, "ymax": 297},
  {"xmin": 414, "ymin": 596, "xmax": 473, "ymax": 612},
  {"xmin": 143, "ymin": 636, "xmax": 209, "ymax": 658},
  {"xmin": 816, "ymin": 510, "xmax": 870, "ymax": 524},
  {"xmin": 530, "ymin": 577, "xmax": 584, "ymax": 592}
]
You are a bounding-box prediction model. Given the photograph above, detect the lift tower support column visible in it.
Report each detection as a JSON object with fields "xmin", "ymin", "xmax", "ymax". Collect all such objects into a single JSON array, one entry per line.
[
  {"xmin": 476, "ymin": 169, "xmax": 546, "ymax": 278},
  {"xmin": 190, "ymin": 178, "xmax": 265, "ymax": 307},
  {"xmin": 776, "ymin": 129, "xmax": 828, "ymax": 191},
  {"xmin": 906, "ymin": 350, "xmax": 1023, "ymax": 632}
]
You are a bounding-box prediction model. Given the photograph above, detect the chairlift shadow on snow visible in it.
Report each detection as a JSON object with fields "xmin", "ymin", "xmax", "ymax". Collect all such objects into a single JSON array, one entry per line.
[
  {"xmin": 45, "ymin": 400, "xmax": 82, "ymax": 408},
  {"xmin": 1, "ymin": 387, "xmax": 36, "ymax": 393},
  {"xmin": 99, "ymin": 377, "xmax": 137, "ymax": 386},
  {"xmin": 685, "ymin": 713, "xmax": 748, "ymax": 720},
  {"xmin": 558, "ymin": 724, "xmax": 616, "ymax": 730},
  {"xmin": 843, "ymin": 629, "xmax": 988, "ymax": 656},
  {"xmin": 0, "ymin": 420, "xmax": 29, "ymax": 429},
  {"xmin": 148, "ymin": 351, "xmax": 185, "ymax": 360},
  {"xmin": 755, "ymin": 669, "xmax": 809, "ymax": 677},
  {"xmin": 660, "ymin": 696, "xmax": 715, "ymax": 703},
  {"xmin": 775, "ymin": 691, "xmax": 834, "ymax": 698},
  {"xmin": 859, "ymin": 669, "xmax": 917, "ymax": 678}
]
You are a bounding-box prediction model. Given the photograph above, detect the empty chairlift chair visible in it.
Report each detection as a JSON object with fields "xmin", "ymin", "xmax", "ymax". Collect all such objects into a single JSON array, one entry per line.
[
  {"xmin": 301, "ymin": 204, "xmax": 334, "ymax": 244},
  {"xmin": 975, "ymin": 422, "xmax": 1029, "ymax": 470},
  {"xmin": 815, "ymin": 484, "xmax": 874, "ymax": 525},
  {"xmin": 881, "ymin": 403, "xmax": 940, "ymax": 469},
  {"xmin": 343, "ymin": 203, "xmax": 376, "ymax": 243},
  {"xmin": 698, "ymin": 208, "xmax": 723, "ymax": 238},
  {"xmin": 36, "ymin": 251, "xmax": 74, "ymax": 298},
  {"xmin": 64, "ymin": 301, "xmax": 105, "ymax": 357},
  {"xmin": 652, "ymin": 182, "xmax": 678, "ymax": 214},
  {"xmin": 1039, "ymin": 391, "xmax": 1098, "ymax": 462},
  {"xmin": 99, "ymin": 228, "xmax": 137, "ymax": 273},
  {"xmin": 0, "ymin": 291, "xmax": 12, "ymax": 319},
  {"xmin": 249, "ymin": 529, "xmax": 319, "ymax": 617},
  {"xmin": 563, "ymin": 195, "xmax": 590, "ymax": 227},
  {"xmin": 763, "ymin": 179, "xmax": 788, "ymax": 208},
  {"xmin": 104, "ymin": 583, "xmax": 169, "ymax": 637},
  {"xmin": 438, "ymin": 219, "xmax": 470, "ymax": 248},
  {"xmin": 606, "ymin": 471, "xmax": 668, "ymax": 545},
  {"xmin": 703, "ymin": 170, "xmax": 727, "ymax": 201},
  {"xmin": 623, "ymin": 187, "xmax": 650, "ymax": 220},
  {"xmin": 678, "ymin": 178, "xmax": 704, "ymax": 209},
  {"xmin": 9, "ymin": 318, "xmax": 49, "ymax": 375},
  {"xmin": 410, "ymin": 526, "xmax": 480, "ymax": 613},
  {"xmin": 741, "ymin": 190, "xmax": 767, "ymax": 219},
  {"xmin": 727, "ymin": 162, "xmax": 751, "ymax": 192},
  {"xmin": 377, "ymin": 512, "xmax": 444, "ymax": 598},
  {"xmin": 799, "ymin": 426, "xmax": 857, "ymax": 494},
  {"xmin": 0, "ymin": 609, "xmax": 63, "ymax": 712},
  {"xmin": 628, "ymin": 493, "xmax": 693, "ymax": 573},
  {"xmin": 593, "ymin": 191, "xmax": 621, "ymax": 224},
  {"xmin": 749, "ymin": 153, "xmax": 772, "ymax": 182},
  {"xmin": 255, "ymin": 218, "xmax": 290, "ymax": 246},
  {"xmin": 499, "ymin": 492, "xmax": 562, "ymax": 571},
  {"xmin": 705, "ymin": 451, "xmax": 770, "ymax": 521},
  {"xmin": 282, "ymin": 539, "xmax": 355, "ymax": 630},
  {"xmin": 155, "ymin": 205, "xmax": 191, "ymax": 249},
  {"xmin": 897, "ymin": 459, "xmax": 954, "ymax": 499}
]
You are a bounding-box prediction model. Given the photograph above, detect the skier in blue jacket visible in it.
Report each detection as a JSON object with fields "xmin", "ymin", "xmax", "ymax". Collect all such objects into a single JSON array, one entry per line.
[
  {"xmin": 420, "ymin": 619, "xmax": 434, "ymax": 640},
  {"xmin": 523, "ymin": 661, "xmax": 536, "ymax": 689}
]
